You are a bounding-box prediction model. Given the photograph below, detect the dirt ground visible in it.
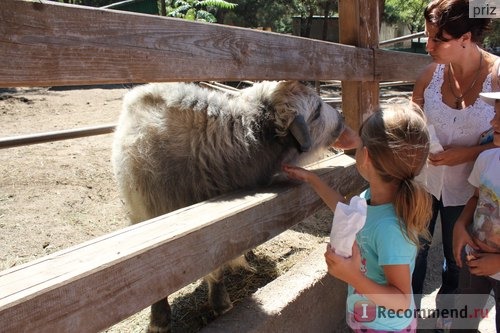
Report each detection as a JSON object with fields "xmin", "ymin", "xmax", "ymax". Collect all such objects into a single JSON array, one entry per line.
[{"xmin": 0, "ymin": 85, "xmax": 495, "ymax": 332}]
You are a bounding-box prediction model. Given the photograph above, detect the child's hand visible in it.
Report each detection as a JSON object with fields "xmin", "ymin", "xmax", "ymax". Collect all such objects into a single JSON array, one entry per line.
[
  {"xmin": 453, "ymin": 222, "xmax": 478, "ymax": 267},
  {"xmin": 467, "ymin": 252, "xmax": 500, "ymax": 276},
  {"xmin": 282, "ymin": 164, "xmax": 314, "ymax": 183},
  {"xmin": 324, "ymin": 242, "xmax": 363, "ymax": 284}
]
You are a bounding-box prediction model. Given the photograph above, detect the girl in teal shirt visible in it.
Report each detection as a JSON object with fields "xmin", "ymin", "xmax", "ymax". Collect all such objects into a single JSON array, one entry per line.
[{"xmin": 284, "ymin": 102, "xmax": 432, "ymax": 332}]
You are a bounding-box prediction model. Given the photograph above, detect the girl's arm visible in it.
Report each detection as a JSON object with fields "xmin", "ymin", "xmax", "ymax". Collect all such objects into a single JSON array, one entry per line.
[
  {"xmin": 282, "ymin": 164, "xmax": 346, "ymax": 211},
  {"xmin": 325, "ymin": 244, "xmax": 412, "ymax": 311}
]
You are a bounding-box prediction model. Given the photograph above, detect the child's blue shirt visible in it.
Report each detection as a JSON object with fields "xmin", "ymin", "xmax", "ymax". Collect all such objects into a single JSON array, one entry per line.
[{"xmin": 346, "ymin": 189, "xmax": 417, "ymax": 331}]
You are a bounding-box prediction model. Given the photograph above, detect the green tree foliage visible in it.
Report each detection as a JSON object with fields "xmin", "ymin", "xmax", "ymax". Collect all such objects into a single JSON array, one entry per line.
[
  {"xmin": 484, "ymin": 20, "xmax": 500, "ymax": 51},
  {"xmin": 166, "ymin": 0, "xmax": 237, "ymax": 22},
  {"xmin": 222, "ymin": 0, "xmax": 337, "ymax": 34},
  {"xmin": 221, "ymin": 0, "xmax": 296, "ymax": 33},
  {"xmin": 294, "ymin": 0, "xmax": 338, "ymax": 38},
  {"xmin": 384, "ymin": 0, "xmax": 427, "ymax": 33}
]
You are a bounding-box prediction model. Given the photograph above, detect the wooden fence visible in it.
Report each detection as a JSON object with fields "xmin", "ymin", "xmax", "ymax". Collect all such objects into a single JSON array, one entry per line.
[{"xmin": 0, "ymin": 0, "xmax": 431, "ymax": 331}]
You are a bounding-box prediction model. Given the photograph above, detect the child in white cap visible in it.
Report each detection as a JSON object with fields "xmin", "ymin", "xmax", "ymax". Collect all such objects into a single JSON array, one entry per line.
[{"xmin": 451, "ymin": 91, "xmax": 500, "ymax": 332}]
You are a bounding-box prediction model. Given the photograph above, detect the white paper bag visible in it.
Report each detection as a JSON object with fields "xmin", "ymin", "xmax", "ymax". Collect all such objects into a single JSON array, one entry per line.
[
  {"xmin": 330, "ymin": 195, "xmax": 367, "ymax": 258},
  {"xmin": 416, "ymin": 124, "xmax": 444, "ymax": 199}
]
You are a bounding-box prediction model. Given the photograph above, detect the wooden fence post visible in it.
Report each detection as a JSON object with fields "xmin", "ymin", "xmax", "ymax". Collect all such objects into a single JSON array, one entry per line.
[{"xmin": 339, "ymin": 0, "xmax": 381, "ymax": 131}]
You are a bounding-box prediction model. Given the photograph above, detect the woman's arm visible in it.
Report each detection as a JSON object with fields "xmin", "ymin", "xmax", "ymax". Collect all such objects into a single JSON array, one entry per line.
[
  {"xmin": 412, "ymin": 63, "xmax": 437, "ymax": 108},
  {"xmin": 428, "ymin": 142, "xmax": 496, "ymax": 166},
  {"xmin": 325, "ymin": 244, "xmax": 412, "ymax": 311}
]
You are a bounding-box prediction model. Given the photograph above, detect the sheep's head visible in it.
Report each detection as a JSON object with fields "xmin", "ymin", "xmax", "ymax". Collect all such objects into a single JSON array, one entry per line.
[{"xmin": 268, "ymin": 81, "xmax": 345, "ymax": 153}]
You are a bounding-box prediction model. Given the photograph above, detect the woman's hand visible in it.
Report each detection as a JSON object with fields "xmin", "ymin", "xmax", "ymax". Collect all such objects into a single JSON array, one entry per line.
[
  {"xmin": 428, "ymin": 145, "xmax": 487, "ymax": 166},
  {"xmin": 324, "ymin": 242, "xmax": 363, "ymax": 284},
  {"xmin": 428, "ymin": 146, "xmax": 468, "ymax": 166},
  {"xmin": 467, "ymin": 253, "xmax": 500, "ymax": 276}
]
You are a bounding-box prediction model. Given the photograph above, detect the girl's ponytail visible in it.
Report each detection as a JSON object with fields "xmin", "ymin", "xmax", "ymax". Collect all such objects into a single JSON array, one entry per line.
[{"xmin": 394, "ymin": 178, "xmax": 432, "ymax": 247}]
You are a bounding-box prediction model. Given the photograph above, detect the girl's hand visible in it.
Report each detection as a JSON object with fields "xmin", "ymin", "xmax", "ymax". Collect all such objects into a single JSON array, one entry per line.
[
  {"xmin": 467, "ymin": 253, "xmax": 500, "ymax": 276},
  {"xmin": 282, "ymin": 164, "xmax": 315, "ymax": 183},
  {"xmin": 453, "ymin": 222, "xmax": 478, "ymax": 267},
  {"xmin": 326, "ymin": 243, "xmax": 413, "ymax": 310},
  {"xmin": 324, "ymin": 242, "xmax": 363, "ymax": 284},
  {"xmin": 283, "ymin": 164, "xmax": 344, "ymax": 211}
]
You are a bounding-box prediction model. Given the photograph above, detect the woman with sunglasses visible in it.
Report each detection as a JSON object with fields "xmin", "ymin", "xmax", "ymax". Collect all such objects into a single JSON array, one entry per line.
[{"xmin": 411, "ymin": 0, "xmax": 498, "ymax": 330}]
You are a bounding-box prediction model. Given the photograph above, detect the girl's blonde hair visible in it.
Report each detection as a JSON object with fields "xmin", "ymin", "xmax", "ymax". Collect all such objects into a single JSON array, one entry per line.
[{"xmin": 360, "ymin": 102, "xmax": 432, "ymax": 246}]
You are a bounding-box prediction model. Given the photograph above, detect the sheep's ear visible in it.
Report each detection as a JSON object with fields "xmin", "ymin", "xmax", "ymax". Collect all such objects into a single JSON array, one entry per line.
[{"xmin": 289, "ymin": 115, "xmax": 311, "ymax": 152}]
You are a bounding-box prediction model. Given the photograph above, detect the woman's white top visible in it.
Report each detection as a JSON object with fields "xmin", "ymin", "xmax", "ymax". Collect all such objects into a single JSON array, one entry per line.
[{"xmin": 422, "ymin": 64, "xmax": 495, "ymax": 206}]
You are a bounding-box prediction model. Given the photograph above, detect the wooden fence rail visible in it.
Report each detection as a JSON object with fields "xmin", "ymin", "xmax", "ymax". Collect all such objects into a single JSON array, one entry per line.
[
  {"xmin": 0, "ymin": 124, "xmax": 116, "ymax": 149},
  {"xmin": 0, "ymin": 155, "xmax": 366, "ymax": 332},
  {"xmin": 0, "ymin": 0, "xmax": 430, "ymax": 88},
  {"xmin": 0, "ymin": 0, "xmax": 430, "ymax": 331}
]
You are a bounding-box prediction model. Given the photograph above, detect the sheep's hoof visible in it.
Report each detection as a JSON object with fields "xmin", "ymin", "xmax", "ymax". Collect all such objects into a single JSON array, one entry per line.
[
  {"xmin": 148, "ymin": 299, "xmax": 172, "ymax": 333},
  {"xmin": 213, "ymin": 301, "xmax": 233, "ymax": 316},
  {"xmin": 210, "ymin": 287, "xmax": 233, "ymax": 315}
]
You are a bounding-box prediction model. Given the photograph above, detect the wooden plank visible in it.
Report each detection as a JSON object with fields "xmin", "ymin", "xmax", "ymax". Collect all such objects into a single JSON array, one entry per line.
[
  {"xmin": 338, "ymin": 0, "xmax": 361, "ymax": 131},
  {"xmin": 0, "ymin": 124, "xmax": 115, "ymax": 149},
  {"xmin": 358, "ymin": 0, "xmax": 381, "ymax": 49},
  {"xmin": 339, "ymin": 0, "xmax": 380, "ymax": 131},
  {"xmin": 0, "ymin": 154, "xmax": 367, "ymax": 333},
  {"xmin": 375, "ymin": 49, "xmax": 432, "ymax": 82},
  {"xmin": 0, "ymin": 0, "xmax": 373, "ymax": 87},
  {"xmin": 338, "ymin": 0, "xmax": 359, "ymax": 46},
  {"xmin": 0, "ymin": 0, "xmax": 428, "ymax": 87}
]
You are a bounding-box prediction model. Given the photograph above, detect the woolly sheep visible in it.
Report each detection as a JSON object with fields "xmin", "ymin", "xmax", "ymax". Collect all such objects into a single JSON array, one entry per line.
[{"xmin": 112, "ymin": 81, "xmax": 348, "ymax": 332}]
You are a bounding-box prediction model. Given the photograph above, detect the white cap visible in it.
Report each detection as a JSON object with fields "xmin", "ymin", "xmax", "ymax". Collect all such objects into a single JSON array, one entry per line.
[{"xmin": 479, "ymin": 92, "xmax": 500, "ymax": 106}]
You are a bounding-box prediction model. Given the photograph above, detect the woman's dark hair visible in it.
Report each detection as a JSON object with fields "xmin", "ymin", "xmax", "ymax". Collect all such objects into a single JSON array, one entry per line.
[{"xmin": 425, "ymin": 0, "xmax": 491, "ymax": 43}]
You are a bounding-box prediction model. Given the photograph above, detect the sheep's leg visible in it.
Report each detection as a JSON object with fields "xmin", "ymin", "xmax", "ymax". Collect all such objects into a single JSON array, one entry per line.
[
  {"xmin": 205, "ymin": 267, "xmax": 233, "ymax": 315},
  {"xmin": 147, "ymin": 298, "xmax": 172, "ymax": 333}
]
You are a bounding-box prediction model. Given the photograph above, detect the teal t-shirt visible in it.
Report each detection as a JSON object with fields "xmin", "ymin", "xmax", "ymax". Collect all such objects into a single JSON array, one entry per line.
[{"xmin": 346, "ymin": 189, "xmax": 417, "ymax": 330}]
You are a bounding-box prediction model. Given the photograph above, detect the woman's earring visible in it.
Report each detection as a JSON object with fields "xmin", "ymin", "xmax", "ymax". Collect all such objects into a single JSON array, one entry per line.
[{"xmin": 462, "ymin": 45, "xmax": 466, "ymax": 49}]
